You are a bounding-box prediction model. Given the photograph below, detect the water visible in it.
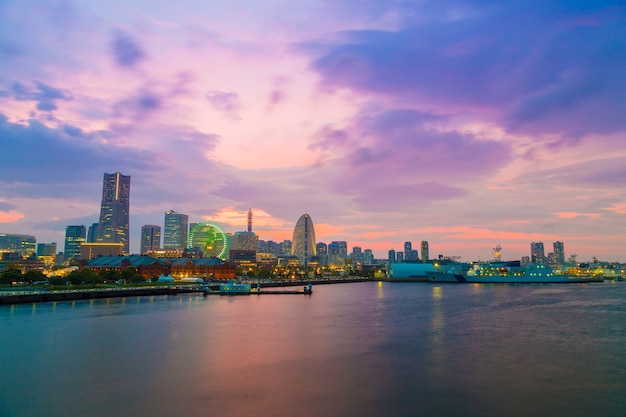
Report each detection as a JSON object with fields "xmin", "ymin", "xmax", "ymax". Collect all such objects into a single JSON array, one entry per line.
[{"xmin": 1, "ymin": 281, "xmax": 625, "ymax": 417}]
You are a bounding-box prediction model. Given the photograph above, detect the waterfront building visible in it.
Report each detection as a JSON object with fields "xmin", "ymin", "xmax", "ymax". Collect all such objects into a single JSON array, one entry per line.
[
  {"xmin": 64, "ymin": 225, "xmax": 86, "ymax": 261},
  {"xmin": 531, "ymin": 242, "xmax": 545, "ymax": 264},
  {"xmin": 229, "ymin": 249, "xmax": 256, "ymax": 269},
  {"xmin": 388, "ymin": 249, "xmax": 396, "ymax": 263},
  {"xmin": 421, "ymin": 241, "xmax": 429, "ymax": 262},
  {"xmin": 397, "ymin": 252, "xmax": 404, "ymax": 262},
  {"xmin": 404, "ymin": 242, "xmax": 417, "ymax": 260},
  {"xmin": 231, "ymin": 231, "xmax": 258, "ymax": 251},
  {"xmin": 0, "ymin": 233, "xmax": 36, "ymax": 258},
  {"xmin": 80, "ymin": 242, "xmax": 124, "ymax": 260},
  {"xmin": 267, "ymin": 240, "xmax": 280, "ymax": 254},
  {"xmin": 279, "ymin": 240, "xmax": 292, "ymax": 255},
  {"xmin": 140, "ymin": 225, "xmax": 161, "ymax": 255},
  {"xmin": 291, "ymin": 214, "xmax": 317, "ymax": 265},
  {"xmin": 328, "ymin": 241, "xmax": 348, "ymax": 256},
  {"xmin": 364, "ymin": 249, "xmax": 374, "ymax": 264},
  {"xmin": 94, "ymin": 172, "xmax": 131, "ymax": 254},
  {"xmin": 87, "ymin": 222, "xmax": 99, "ymax": 243},
  {"xmin": 553, "ymin": 241, "xmax": 565, "ymax": 265},
  {"xmin": 317, "ymin": 242, "xmax": 327, "ymax": 256},
  {"xmin": 36, "ymin": 243, "xmax": 57, "ymax": 266},
  {"xmin": 352, "ymin": 246, "xmax": 363, "ymax": 263},
  {"xmin": 163, "ymin": 210, "xmax": 189, "ymax": 250}
]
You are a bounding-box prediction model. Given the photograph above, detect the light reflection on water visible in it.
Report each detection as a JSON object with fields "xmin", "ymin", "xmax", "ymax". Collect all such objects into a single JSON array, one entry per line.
[{"xmin": 1, "ymin": 282, "xmax": 625, "ymax": 417}]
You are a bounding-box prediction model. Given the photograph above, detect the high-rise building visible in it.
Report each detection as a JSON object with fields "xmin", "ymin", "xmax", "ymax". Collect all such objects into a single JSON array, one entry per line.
[
  {"xmin": 0, "ymin": 233, "xmax": 36, "ymax": 258},
  {"xmin": 388, "ymin": 249, "xmax": 396, "ymax": 263},
  {"xmin": 421, "ymin": 241, "xmax": 429, "ymax": 262},
  {"xmin": 316, "ymin": 242, "xmax": 328, "ymax": 256},
  {"xmin": 280, "ymin": 240, "xmax": 292, "ymax": 255},
  {"xmin": 140, "ymin": 225, "xmax": 161, "ymax": 255},
  {"xmin": 404, "ymin": 242, "xmax": 413, "ymax": 259},
  {"xmin": 64, "ymin": 225, "xmax": 86, "ymax": 261},
  {"xmin": 94, "ymin": 172, "xmax": 130, "ymax": 254},
  {"xmin": 231, "ymin": 231, "xmax": 258, "ymax": 251},
  {"xmin": 328, "ymin": 241, "xmax": 348, "ymax": 256},
  {"xmin": 363, "ymin": 249, "xmax": 374, "ymax": 264},
  {"xmin": 37, "ymin": 242, "xmax": 57, "ymax": 266},
  {"xmin": 553, "ymin": 241, "xmax": 565, "ymax": 265},
  {"xmin": 163, "ymin": 210, "xmax": 189, "ymax": 250},
  {"xmin": 530, "ymin": 242, "xmax": 545, "ymax": 264},
  {"xmin": 87, "ymin": 222, "xmax": 99, "ymax": 243},
  {"xmin": 397, "ymin": 252, "xmax": 404, "ymax": 262},
  {"xmin": 291, "ymin": 214, "xmax": 317, "ymax": 264}
]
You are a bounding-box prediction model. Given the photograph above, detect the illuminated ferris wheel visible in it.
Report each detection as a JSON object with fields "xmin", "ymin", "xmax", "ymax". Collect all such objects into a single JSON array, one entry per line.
[{"xmin": 187, "ymin": 222, "xmax": 229, "ymax": 259}]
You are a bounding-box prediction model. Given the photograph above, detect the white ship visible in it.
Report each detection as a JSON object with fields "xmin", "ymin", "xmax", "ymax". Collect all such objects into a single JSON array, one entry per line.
[{"xmin": 426, "ymin": 262, "xmax": 589, "ymax": 284}]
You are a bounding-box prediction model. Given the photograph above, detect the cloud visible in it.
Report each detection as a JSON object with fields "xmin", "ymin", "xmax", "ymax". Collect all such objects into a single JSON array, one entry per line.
[
  {"xmin": 206, "ymin": 91, "xmax": 241, "ymax": 119},
  {"xmin": 111, "ymin": 30, "xmax": 146, "ymax": 68},
  {"xmin": 305, "ymin": 0, "xmax": 626, "ymax": 139},
  {"xmin": 4, "ymin": 80, "xmax": 72, "ymax": 112},
  {"xmin": 0, "ymin": 114, "xmax": 157, "ymax": 195}
]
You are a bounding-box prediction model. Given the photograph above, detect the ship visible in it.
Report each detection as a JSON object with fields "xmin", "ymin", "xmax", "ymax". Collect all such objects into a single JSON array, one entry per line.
[{"xmin": 426, "ymin": 262, "xmax": 589, "ymax": 284}]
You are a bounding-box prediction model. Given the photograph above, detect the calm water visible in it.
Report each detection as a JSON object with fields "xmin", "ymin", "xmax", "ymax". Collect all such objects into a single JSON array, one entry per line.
[{"xmin": 1, "ymin": 281, "xmax": 625, "ymax": 417}]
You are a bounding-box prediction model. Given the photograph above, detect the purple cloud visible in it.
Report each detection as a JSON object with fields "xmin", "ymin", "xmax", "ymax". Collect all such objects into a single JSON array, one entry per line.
[
  {"xmin": 5, "ymin": 81, "xmax": 72, "ymax": 112},
  {"xmin": 206, "ymin": 91, "xmax": 241, "ymax": 119},
  {"xmin": 111, "ymin": 31, "xmax": 146, "ymax": 68},
  {"xmin": 305, "ymin": 0, "xmax": 626, "ymax": 139}
]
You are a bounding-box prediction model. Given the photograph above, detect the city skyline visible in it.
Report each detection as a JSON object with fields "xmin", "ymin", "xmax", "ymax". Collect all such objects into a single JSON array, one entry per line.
[{"xmin": 1, "ymin": 1, "xmax": 625, "ymax": 262}]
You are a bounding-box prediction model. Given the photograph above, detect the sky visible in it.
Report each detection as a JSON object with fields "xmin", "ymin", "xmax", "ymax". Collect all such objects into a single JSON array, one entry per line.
[{"xmin": 1, "ymin": 0, "xmax": 625, "ymax": 262}]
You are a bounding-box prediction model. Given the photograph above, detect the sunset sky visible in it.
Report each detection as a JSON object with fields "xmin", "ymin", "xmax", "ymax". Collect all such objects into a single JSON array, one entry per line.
[{"xmin": 1, "ymin": 0, "xmax": 625, "ymax": 262}]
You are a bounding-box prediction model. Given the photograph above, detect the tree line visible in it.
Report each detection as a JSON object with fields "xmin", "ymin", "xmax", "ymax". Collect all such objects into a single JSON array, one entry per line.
[{"xmin": 0, "ymin": 267, "xmax": 147, "ymax": 286}]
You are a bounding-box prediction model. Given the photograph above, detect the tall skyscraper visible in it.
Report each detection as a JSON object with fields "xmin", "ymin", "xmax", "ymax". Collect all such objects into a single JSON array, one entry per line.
[
  {"xmin": 388, "ymin": 249, "xmax": 396, "ymax": 263},
  {"xmin": 163, "ymin": 210, "xmax": 189, "ymax": 250},
  {"xmin": 530, "ymin": 242, "xmax": 545, "ymax": 264},
  {"xmin": 64, "ymin": 225, "xmax": 86, "ymax": 261},
  {"xmin": 291, "ymin": 214, "xmax": 317, "ymax": 264},
  {"xmin": 404, "ymin": 241, "xmax": 412, "ymax": 259},
  {"xmin": 421, "ymin": 241, "xmax": 429, "ymax": 263},
  {"xmin": 95, "ymin": 172, "xmax": 130, "ymax": 254},
  {"xmin": 140, "ymin": 225, "xmax": 161, "ymax": 254},
  {"xmin": 553, "ymin": 241, "xmax": 565, "ymax": 265}
]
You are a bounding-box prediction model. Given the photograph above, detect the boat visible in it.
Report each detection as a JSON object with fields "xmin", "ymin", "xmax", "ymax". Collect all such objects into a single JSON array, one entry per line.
[{"xmin": 426, "ymin": 262, "xmax": 589, "ymax": 284}]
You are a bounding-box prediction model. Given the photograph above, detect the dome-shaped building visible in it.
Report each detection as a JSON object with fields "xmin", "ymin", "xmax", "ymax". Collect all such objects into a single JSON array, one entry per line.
[{"xmin": 291, "ymin": 214, "xmax": 316, "ymax": 265}]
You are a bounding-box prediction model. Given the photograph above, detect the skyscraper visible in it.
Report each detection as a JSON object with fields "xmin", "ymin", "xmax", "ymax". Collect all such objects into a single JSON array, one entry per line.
[
  {"xmin": 553, "ymin": 241, "xmax": 565, "ymax": 265},
  {"xmin": 530, "ymin": 242, "xmax": 545, "ymax": 264},
  {"xmin": 388, "ymin": 249, "xmax": 396, "ymax": 263},
  {"xmin": 95, "ymin": 172, "xmax": 130, "ymax": 254},
  {"xmin": 64, "ymin": 225, "xmax": 86, "ymax": 261},
  {"xmin": 421, "ymin": 241, "xmax": 429, "ymax": 263},
  {"xmin": 163, "ymin": 210, "xmax": 189, "ymax": 250},
  {"xmin": 404, "ymin": 241, "xmax": 412, "ymax": 259},
  {"xmin": 291, "ymin": 214, "xmax": 316, "ymax": 264},
  {"xmin": 140, "ymin": 225, "xmax": 161, "ymax": 254}
]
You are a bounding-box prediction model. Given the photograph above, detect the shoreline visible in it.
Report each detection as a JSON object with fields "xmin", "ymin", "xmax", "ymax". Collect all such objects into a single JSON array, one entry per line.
[{"xmin": 0, "ymin": 277, "xmax": 375, "ymax": 305}]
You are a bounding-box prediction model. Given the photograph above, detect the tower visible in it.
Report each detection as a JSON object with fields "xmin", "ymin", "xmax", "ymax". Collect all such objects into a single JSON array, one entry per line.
[
  {"xmin": 95, "ymin": 172, "xmax": 130, "ymax": 254},
  {"xmin": 421, "ymin": 241, "xmax": 429, "ymax": 263},
  {"xmin": 247, "ymin": 208, "xmax": 252, "ymax": 233},
  {"xmin": 64, "ymin": 225, "xmax": 86, "ymax": 261},
  {"xmin": 291, "ymin": 214, "xmax": 317, "ymax": 265},
  {"xmin": 163, "ymin": 210, "xmax": 189, "ymax": 250},
  {"xmin": 530, "ymin": 242, "xmax": 545, "ymax": 264},
  {"xmin": 553, "ymin": 241, "xmax": 565, "ymax": 265},
  {"xmin": 140, "ymin": 225, "xmax": 161, "ymax": 254}
]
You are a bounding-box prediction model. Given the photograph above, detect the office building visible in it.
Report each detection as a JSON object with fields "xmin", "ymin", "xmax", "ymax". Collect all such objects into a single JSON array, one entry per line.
[
  {"xmin": 164, "ymin": 210, "xmax": 189, "ymax": 250},
  {"xmin": 530, "ymin": 242, "xmax": 545, "ymax": 264},
  {"xmin": 291, "ymin": 214, "xmax": 317, "ymax": 265},
  {"xmin": 388, "ymin": 249, "xmax": 396, "ymax": 263},
  {"xmin": 64, "ymin": 225, "xmax": 86, "ymax": 261},
  {"xmin": 140, "ymin": 225, "xmax": 161, "ymax": 255},
  {"xmin": 0, "ymin": 233, "xmax": 36, "ymax": 258},
  {"xmin": 36, "ymin": 242, "xmax": 57, "ymax": 266},
  {"xmin": 94, "ymin": 172, "xmax": 130, "ymax": 254},
  {"xmin": 553, "ymin": 241, "xmax": 565, "ymax": 265},
  {"xmin": 421, "ymin": 241, "xmax": 429, "ymax": 262}
]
